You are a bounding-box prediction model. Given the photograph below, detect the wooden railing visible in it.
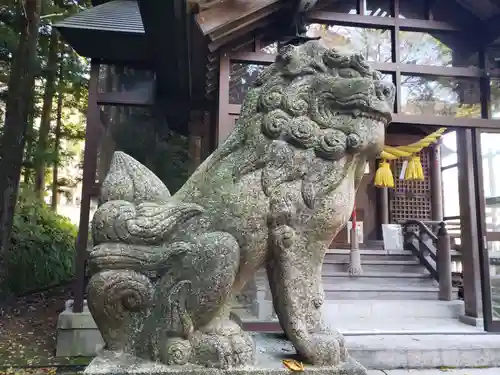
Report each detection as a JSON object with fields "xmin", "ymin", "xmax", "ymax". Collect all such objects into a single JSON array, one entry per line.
[{"xmin": 402, "ymin": 220, "xmax": 453, "ymax": 301}]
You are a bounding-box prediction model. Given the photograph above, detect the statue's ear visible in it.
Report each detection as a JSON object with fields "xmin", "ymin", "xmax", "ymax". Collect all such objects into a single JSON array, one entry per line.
[{"xmin": 100, "ymin": 151, "xmax": 171, "ymax": 205}]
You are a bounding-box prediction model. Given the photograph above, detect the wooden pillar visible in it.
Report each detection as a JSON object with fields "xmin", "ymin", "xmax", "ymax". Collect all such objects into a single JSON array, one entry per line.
[
  {"xmin": 377, "ymin": 187, "xmax": 390, "ymax": 239},
  {"xmin": 217, "ymin": 53, "xmax": 231, "ymax": 147},
  {"xmin": 430, "ymin": 142, "xmax": 444, "ymax": 221},
  {"xmin": 188, "ymin": 110, "xmax": 204, "ymax": 172},
  {"xmin": 73, "ymin": 60, "xmax": 102, "ymax": 313},
  {"xmin": 457, "ymin": 128, "xmax": 482, "ymax": 320},
  {"xmin": 202, "ymin": 111, "xmax": 213, "ymax": 158},
  {"xmin": 376, "ymin": 158, "xmax": 390, "ymax": 238}
]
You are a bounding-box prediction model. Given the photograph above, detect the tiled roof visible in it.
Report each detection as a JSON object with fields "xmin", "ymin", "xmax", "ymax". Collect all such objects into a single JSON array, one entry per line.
[{"xmin": 55, "ymin": 0, "xmax": 143, "ymax": 34}]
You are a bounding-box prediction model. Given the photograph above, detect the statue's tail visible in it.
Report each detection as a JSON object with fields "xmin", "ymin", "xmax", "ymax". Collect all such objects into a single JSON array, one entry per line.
[
  {"xmin": 87, "ymin": 151, "xmax": 204, "ymax": 355},
  {"xmin": 91, "ymin": 151, "xmax": 204, "ymax": 247},
  {"xmin": 100, "ymin": 151, "xmax": 171, "ymax": 205}
]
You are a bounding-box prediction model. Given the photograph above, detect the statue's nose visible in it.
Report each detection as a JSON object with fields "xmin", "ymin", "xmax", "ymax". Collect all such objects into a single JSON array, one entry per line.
[{"xmin": 374, "ymin": 80, "xmax": 395, "ymax": 105}]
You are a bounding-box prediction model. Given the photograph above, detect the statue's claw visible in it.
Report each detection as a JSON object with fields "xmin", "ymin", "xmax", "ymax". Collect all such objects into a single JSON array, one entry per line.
[
  {"xmin": 300, "ymin": 330, "xmax": 348, "ymax": 366},
  {"xmin": 189, "ymin": 321, "xmax": 254, "ymax": 368}
]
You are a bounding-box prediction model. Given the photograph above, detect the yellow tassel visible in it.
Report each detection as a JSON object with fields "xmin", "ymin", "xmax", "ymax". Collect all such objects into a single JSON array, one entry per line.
[
  {"xmin": 374, "ymin": 160, "xmax": 394, "ymax": 188},
  {"xmin": 405, "ymin": 155, "xmax": 424, "ymax": 181}
]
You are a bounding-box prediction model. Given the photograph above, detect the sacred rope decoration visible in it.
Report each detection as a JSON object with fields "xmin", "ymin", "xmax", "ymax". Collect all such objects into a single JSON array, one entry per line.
[
  {"xmin": 374, "ymin": 127, "xmax": 447, "ymax": 188},
  {"xmin": 348, "ymin": 127, "xmax": 447, "ymax": 276}
]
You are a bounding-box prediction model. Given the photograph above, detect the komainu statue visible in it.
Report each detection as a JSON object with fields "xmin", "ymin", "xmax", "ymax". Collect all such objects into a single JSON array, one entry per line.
[{"xmin": 87, "ymin": 41, "xmax": 395, "ymax": 370}]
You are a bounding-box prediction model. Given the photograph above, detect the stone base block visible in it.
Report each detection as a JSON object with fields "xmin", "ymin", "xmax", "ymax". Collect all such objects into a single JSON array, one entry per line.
[
  {"xmin": 56, "ymin": 299, "xmax": 105, "ymax": 357},
  {"xmin": 84, "ymin": 333, "xmax": 366, "ymax": 375}
]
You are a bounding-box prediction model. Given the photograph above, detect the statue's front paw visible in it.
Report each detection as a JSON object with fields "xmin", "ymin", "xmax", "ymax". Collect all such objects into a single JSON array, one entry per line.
[
  {"xmin": 189, "ymin": 329, "xmax": 254, "ymax": 368},
  {"xmin": 302, "ymin": 331, "xmax": 348, "ymax": 366}
]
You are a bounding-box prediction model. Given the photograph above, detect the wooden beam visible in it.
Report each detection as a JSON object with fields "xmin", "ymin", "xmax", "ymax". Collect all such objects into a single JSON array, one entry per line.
[
  {"xmin": 227, "ymin": 51, "xmax": 486, "ymax": 77},
  {"xmin": 208, "ymin": 18, "xmax": 273, "ymax": 52},
  {"xmin": 96, "ymin": 91, "xmax": 155, "ymax": 106},
  {"xmin": 307, "ymin": 10, "xmax": 462, "ymax": 31},
  {"xmin": 195, "ymin": 0, "xmax": 283, "ymax": 39},
  {"xmin": 227, "ymin": 102, "xmax": 500, "ymax": 129}
]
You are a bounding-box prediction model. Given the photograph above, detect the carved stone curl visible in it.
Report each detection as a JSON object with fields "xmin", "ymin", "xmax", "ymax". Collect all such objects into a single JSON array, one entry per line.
[{"xmin": 87, "ymin": 40, "xmax": 395, "ymax": 371}]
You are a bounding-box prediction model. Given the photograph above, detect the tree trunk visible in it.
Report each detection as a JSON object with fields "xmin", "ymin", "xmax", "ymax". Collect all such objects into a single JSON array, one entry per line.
[
  {"xmin": 23, "ymin": 84, "xmax": 36, "ymax": 184},
  {"xmin": 34, "ymin": 28, "xmax": 59, "ymax": 199},
  {"xmin": 51, "ymin": 65, "xmax": 64, "ymax": 211},
  {"xmin": 0, "ymin": 0, "xmax": 42, "ymax": 289}
]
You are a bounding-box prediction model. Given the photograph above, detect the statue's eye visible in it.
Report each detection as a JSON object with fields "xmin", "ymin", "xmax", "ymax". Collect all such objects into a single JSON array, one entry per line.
[{"xmin": 339, "ymin": 68, "xmax": 361, "ymax": 78}]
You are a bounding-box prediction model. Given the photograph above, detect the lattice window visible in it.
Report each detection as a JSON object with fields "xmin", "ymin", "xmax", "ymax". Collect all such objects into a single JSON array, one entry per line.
[{"xmin": 390, "ymin": 148, "xmax": 433, "ymax": 223}]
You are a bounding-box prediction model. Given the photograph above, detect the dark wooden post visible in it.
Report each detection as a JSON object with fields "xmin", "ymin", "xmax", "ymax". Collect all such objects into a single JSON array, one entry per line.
[
  {"xmin": 73, "ymin": 60, "xmax": 101, "ymax": 313},
  {"xmin": 457, "ymin": 129, "xmax": 482, "ymax": 320},
  {"xmin": 431, "ymin": 142, "xmax": 444, "ymax": 221},
  {"xmin": 437, "ymin": 222, "xmax": 452, "ymax": 301},
  {"xmin": 188, "ymin": 110, "xmax": 204, "ymax": 172},
  {"xmin": 217, "ymin": 53, "xmax": 231, "ymax": 147}
]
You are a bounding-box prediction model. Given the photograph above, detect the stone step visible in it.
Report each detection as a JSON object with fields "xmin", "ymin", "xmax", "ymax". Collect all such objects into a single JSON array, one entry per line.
[{"xmin": 323, "ymin": 259, "xmax": 426, "ymax": 273}]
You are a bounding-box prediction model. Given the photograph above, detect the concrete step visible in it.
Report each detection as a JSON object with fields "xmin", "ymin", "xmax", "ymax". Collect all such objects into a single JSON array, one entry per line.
[
  {"xmin": 323, "ymin": 259, "xmax": 426, "ymax": 273},
  {"xmin": 321, "ymin": 272, "xmax": 435, "ymax": 287},
  {"xmin": 326, "ymin": 249, "xmax": 416, "ymax": 261},
  {"xmin": 322, "ymin": 299, "xmax": 464, "ymax": 320},
  {"xmin": 345, "ymin": 333, "xmax": 497, "ymax": 369},
  {"xmin": 322, "ymin": 285, "xmax": 455, "ymax": 300},
  {"xmin": 250, "ymin": 299, "xmax": 464, "ymax": 322},
  {"xmin": 255, "ymin": 330, "xmax": 499, "ymax": 370},
  {"xmin": 329, "ymin": 240, "xmax": 385, "ymax": 250}
]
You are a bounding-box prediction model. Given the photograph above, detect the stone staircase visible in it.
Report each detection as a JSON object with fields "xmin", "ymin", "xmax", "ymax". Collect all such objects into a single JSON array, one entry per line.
[
  {"xmin": 233, "ymin": 243, "xmax": 487, "ymax": 369},
  {"xmin": 322, "ymin": 247, "xmax": 456, "ymax": 300}
]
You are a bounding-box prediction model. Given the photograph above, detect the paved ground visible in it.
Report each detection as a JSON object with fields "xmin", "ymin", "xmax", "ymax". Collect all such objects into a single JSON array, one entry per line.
[{"xmin": 367, "ymin": 369, "xmax": 499, "ymax": 375}]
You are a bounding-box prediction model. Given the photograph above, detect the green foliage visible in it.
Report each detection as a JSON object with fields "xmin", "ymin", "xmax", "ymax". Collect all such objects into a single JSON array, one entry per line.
[{"xmin": 6, "ymin": 189, "xmax": 77, "ymax": 295}]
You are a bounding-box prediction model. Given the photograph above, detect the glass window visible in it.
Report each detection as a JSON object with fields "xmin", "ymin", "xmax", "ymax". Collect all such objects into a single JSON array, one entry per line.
[
  {"xmin": 488, "ymin": 241, "xmax": 500, "ymax": 321},
  {"xmin": 97, "ymin": 106, "xmax": 190, "ymax": 194},
  {"xmin": 399, "ymin": 31, "xmax": 478, "ymax": 67},
  {"xmin": 482, "ymin": 134, "xmax": 500, "ymax": 201},
  {"xmin": 490, "ymin": 80, "xmax": 500, "ymax": 119},
  {"xmin": 98, "ymin": 65, "xmax": 155, "ymax": 94},
  {"xmin": 365, "ymin": 0, "xmax": 392, "ymax": 17},
  {"xmin": 229, "ymin": 63, "xmax": 267, "ymax": 105},
  {"xmin": 306, "ymin": 24, "xmax": 392, "ymax": 62},
  {"xmin": 441, "ymin": 131, "xmax": 457, "ymax": 167},
  {"xmin": 442, "ymin": 166, "xmax": 459, "ymax": 218},
  {"xmin": 316, "ymin": 0, "xmax": 358, "ymax": 13},
  {"xmin": 260, "ymin": 41, "xmax": 278, "ymax": 55},
  {"xmin": 399, "ymin": 0, "xmax": 426, "ymax": 19},
  {"xmin": 400, "ymin": 75, "xmax": 481, "ymax": 118}
]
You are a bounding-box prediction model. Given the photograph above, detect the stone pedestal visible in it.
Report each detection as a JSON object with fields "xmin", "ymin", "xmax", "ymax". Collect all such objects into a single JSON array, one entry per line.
[
  {"xmin": 84, "ymin": 333, "xmax": 366, "ymax": 375},
  {"xmin": 56, "ymin": 299, "xmax": 104, "ymax": 357}
]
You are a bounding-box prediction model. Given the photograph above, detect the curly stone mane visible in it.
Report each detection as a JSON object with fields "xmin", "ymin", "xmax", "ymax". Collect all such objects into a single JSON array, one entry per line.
[{"xmin": 205, "ymin": 41, "xmax": 394, "ymax": 208}]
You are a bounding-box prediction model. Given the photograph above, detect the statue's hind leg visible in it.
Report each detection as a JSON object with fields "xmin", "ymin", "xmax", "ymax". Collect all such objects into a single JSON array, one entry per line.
[{"xmin": 145, "ymin": 231, "xmax": 254, "ymax": 368}]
